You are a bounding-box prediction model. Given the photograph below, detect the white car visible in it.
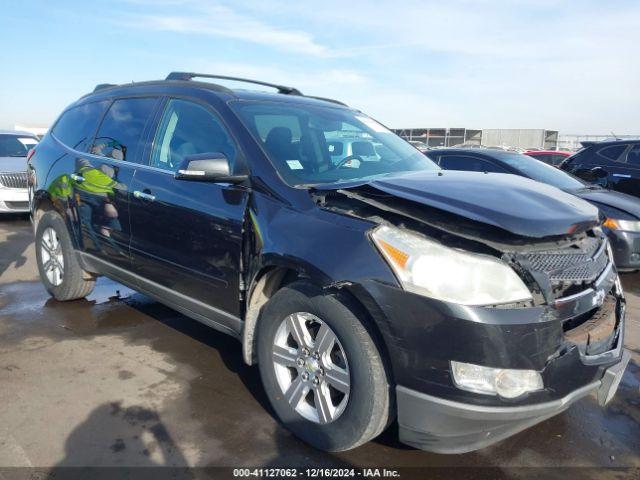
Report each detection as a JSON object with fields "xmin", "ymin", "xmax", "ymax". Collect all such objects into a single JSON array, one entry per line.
[{"xmin": 0, "ymin": 130, "xmax": 38, "ymax": 213}]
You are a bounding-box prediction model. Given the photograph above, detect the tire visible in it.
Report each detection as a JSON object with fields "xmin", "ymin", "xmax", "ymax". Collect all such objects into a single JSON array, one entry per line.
[
  {"xmin": 35, "ymin": 211, "xmax": 95, "ymax": 301},
  {"xmin": 257, "ymin": 281, "xmax": 392, "ymax": 451}
]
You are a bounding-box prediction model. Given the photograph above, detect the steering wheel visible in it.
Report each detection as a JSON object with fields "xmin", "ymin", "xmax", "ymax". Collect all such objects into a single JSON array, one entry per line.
[{"xmin": 334, "ymin": 154, "xmax": 364, "ymax": 169}]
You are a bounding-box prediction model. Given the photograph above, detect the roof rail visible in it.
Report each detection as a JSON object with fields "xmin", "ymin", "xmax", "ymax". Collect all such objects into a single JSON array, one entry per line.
[
  {"xmin": 93, "ymin": 83, "xmax": 117, "ymax": 92},
  {"xmin": 305, "ymin": 95, "xmax": 348, "ymax": 106},
  {"xmin": 166, "ymin": 72, "xmax": 303, "ymax": 95}
]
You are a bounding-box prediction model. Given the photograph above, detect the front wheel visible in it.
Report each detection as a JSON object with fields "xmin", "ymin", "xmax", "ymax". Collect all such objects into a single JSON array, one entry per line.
[{"xmin": 257, "ymin": 281, "xmax": 392, "ymax": 451}]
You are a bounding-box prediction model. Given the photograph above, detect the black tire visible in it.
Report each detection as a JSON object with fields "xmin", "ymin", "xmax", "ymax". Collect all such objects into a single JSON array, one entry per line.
[
  {"xmin": 35, "ymin": 211, "xmax": 95, "ymax": 301},
  {"xmin": 257, "ymin": 281, "xmax": 392, "ymax": 451}
]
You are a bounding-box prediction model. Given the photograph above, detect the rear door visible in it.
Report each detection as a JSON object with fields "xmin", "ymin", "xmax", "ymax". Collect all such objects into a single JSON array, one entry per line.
[
  {"xmin": 129, "ymin": 97, "xmax": 249, "ymax": 320},
  {"xmin": 72, "ymin": 96, "xmax": 160, "ymax": 271},
  {"xmin": 609, "ymin": 145, "xmax": 640, "ymax": 197},
  {"xmin": 566, "ymin": 144, "xmax": 636, "ymax": 192}
]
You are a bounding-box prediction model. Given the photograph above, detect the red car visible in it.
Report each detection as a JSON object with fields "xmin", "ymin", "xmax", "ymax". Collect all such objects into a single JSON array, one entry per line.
[{"xmin": 524, "ymin": 150, "xmax": 571, "ymax": 167}]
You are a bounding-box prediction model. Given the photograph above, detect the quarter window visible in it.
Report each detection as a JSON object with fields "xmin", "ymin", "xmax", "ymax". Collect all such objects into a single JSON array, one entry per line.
[
  {"xmin": 597, "ymin": 144, "xmax": 627, "ymax": 162},
  {"xmin": 91, "ymin": 98, "xmax": 158, "ymax": 163},
  {"xmin": 52, "ymin": 101, "xmax": 109, "ymax": 151},
  {"xmin": 150, "ymin": 99, "xmax": 237, "ymax": 172}
]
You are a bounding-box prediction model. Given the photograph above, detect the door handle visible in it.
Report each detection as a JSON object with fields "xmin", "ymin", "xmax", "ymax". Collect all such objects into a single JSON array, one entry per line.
[
  {"xmin": 133, "ymin": 190, "xmax": 156, "ymax": 202},
  {"xmin": 70, "ymin": 173, "xmax": 85, "ymax": 183}
]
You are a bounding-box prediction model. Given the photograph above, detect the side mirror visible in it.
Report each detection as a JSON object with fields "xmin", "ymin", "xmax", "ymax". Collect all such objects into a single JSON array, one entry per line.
[
  {"xmin": 589, "ymin": 166, "xmax": 609, "ymax": 179},
  {"xmin": 175, "ymin": 152, "xmax": 248, "ymax": 184}
]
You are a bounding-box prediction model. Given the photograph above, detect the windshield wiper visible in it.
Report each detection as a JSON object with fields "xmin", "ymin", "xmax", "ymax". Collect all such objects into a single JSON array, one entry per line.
[{"xmin": 7, "ymin": 154, "xmax": 27, "ymax": 157}]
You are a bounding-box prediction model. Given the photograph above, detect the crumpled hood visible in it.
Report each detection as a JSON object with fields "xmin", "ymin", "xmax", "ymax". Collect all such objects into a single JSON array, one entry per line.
[
  {"xmin": 0, "ymin": 156, "xmax": 28, "ymax": 174},
  {"xmin": 576, "ymin": 188, "xmax": 640, "ymax": 219},
  {"xmin": 331, "ymin": 170, "xmax": 599, "ymax": 238}
]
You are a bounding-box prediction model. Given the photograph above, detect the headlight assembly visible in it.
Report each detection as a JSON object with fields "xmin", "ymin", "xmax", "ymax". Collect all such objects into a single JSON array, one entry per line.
[
  {"xmin": 371, "ymin": 225, "xmax": 532, "ymax": 306},
  {"xmin": 603, "ymin": 218, "xmax": 640, "ymax": 232}
]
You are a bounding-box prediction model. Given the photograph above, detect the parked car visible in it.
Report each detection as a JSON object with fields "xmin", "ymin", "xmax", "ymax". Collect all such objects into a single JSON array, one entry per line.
[
  {"xmin": 524, "ymin": 149, "xmax": 571, "ymax": 167},
  {"xmin": 408, "ymin": 140, "xmax": 429, "ymax": 152},
  {"xmin": 28, "ymin": 73, "xmax": 629, "ymax": 454},
  {"xmin": 0, "ymin": 130, "xmax": 38, "ymax": 213},
  {"xmin": 560, "ymin": 139, "xmax": 640, "ymax": 198},
  {"xmin": 427, "ymin": 148, "xmax": 640, "ymax": 271}
]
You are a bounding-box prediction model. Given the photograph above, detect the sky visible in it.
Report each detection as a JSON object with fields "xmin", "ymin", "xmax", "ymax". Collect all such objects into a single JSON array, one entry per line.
[{"xmin": 1, "ymin": 0, "xmax": 639, "ymax": 133}]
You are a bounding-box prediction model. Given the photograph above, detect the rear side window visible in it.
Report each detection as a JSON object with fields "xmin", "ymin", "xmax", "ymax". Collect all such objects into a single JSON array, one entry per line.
[
  {"xmin": 626, "ymin": 145, "xmax": 640, "ymax": 166},
  {"xmin": 52, "ymin": 101, "xmax": 108, "ymax": 151},
  {"xmin": 91, "ymin": 97, "xmax": 157, "ymax": 163},
  {"xmin": 438, "ymin": 155, "xmax": 507, "ymax": 173},
  {"xmin": 596, "ymin": 144, "xmax": 627, "ymax": 162}
]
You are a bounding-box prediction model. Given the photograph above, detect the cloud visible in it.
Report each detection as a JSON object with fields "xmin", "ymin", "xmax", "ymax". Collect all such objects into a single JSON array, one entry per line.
[
  {"xmin": 188, "ymin": 61, "xmax": 368, "ymax": 91},
  {"xmin": 116, "ymin": 1, "xmax": 329, "ymax": 56}
]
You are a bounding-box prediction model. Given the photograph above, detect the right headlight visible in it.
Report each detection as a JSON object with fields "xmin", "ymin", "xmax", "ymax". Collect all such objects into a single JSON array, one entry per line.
[
  {"xmin": 603, "ymin": 218, "xmax": 640, "ymax": 232},
  {"xmin": 371, "ymin": 225, "xmax": 532, "ymax": 306}
]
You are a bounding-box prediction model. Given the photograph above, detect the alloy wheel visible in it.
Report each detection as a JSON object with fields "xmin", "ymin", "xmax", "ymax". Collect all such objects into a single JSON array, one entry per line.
[
  {"xmin": 272, "ymin": 312, "xmax": 350, "ymax": 424},
  {"xmin": 40, "ymin": 227, "xmax": 64, "ymax": 286}
]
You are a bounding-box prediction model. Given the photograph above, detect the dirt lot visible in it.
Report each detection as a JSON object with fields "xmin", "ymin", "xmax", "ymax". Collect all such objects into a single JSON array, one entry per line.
[{"xmin": 0, "ymin": 214, "xmax": 638, "ymax": 472}]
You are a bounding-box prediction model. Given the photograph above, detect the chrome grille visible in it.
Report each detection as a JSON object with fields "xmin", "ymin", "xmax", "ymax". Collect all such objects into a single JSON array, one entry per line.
[
  {"xmin": 517, "ymin": 237, "xmax": 609, "ymax": 284},
  {"xmin": 0, "ymin": 172, "xmax": 28, "ymax": 189}
]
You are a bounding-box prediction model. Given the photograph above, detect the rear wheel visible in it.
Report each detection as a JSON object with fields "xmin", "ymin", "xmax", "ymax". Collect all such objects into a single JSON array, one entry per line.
[
  {"xmin": 257, "ymin": 281, "xmax": 392, "ymax": 451},
  {"xmin": 35, "ymin": 211, "xmax": 95, "ymax": 301}
]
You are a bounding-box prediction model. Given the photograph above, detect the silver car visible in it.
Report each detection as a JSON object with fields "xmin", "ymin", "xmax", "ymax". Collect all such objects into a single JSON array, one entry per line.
[{"xmin": 0, "ymin": 130, "xmax": 38, "ymax": 213}]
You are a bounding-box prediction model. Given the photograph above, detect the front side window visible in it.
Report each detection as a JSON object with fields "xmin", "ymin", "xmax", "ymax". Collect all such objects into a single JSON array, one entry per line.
[
  {"xmin": 437, "ymin": 155, "xmax": 507, "ymax": 173},
  {"xmin": 526, "ymin": 153, "xmax": 569, "ymax": 166},
  {"xmin": 150, "ymin": 99, "xmax": 237, "ymax": 172},
  {"xmin": 0, "ymin": 135, "xmax": 38, "ymax": 157},
  {"xmin": 52, "ymin": 101, "xmax": 109, "ymax": 151},
  {"xmin": 91, "ymin": 97, "xmax": 157, "ymax": 163},
  {"xmin": 231, "ymin": 101, "xmax": 438, "ymax": 186}
]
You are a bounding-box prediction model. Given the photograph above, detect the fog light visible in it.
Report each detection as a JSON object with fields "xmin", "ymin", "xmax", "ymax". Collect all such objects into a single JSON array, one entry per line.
[{"xmin": 451, "ymin": 361, "xmax": 543, "ymax": 398}]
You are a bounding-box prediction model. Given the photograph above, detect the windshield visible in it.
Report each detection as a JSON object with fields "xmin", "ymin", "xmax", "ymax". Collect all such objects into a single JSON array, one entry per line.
[
  {"xmin": 499, "ymin": 152, "xmax": 585, "ymax": 190},
  {"xmin": 0, "ymin": 135, "xmax": 38, "ymax": 157},
  {"xmin": 230, "ymin": 101, "xmax": 439, "ymax": 186}
]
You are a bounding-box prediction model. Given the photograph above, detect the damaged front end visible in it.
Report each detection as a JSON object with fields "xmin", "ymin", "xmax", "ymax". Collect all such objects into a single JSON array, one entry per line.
[{"xmin": 311, "ymin": 176, "xmax": 629, "ymax": 453}]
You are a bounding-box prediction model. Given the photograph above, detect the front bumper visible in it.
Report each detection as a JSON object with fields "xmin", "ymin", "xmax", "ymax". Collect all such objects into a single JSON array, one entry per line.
[
  {"xmin": 606, "ymin": 228, "xmax": 640, "ymax": 270},
  {"xmin": 397, "ymin": 349, "xmax": 630, "ymax": 454},
  {"xmin": 353, "ymin": 253, "xmax": 628, "ymax": 452},
  {"xmin": 0, "ymin": 187, "xmax": 29, "ymax": 212}
]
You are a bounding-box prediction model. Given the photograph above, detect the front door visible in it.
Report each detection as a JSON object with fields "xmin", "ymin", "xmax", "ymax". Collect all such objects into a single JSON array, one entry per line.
[{"xmin": 129, "ymin": 98, "xmax": 248, "ymax": 317}]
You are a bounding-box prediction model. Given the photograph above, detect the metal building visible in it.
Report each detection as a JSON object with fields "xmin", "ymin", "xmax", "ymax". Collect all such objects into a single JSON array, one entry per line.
[
  {"xmin": 392, "ymin": 127, "xmax": 559, "ymax": 150},
  {"xmin": 392, "ymin": 128, "xmax": 482, "ymax": 148},
  {"xmin": 481, "ymin": 129, "xmax": 558, "ymax": 150}
]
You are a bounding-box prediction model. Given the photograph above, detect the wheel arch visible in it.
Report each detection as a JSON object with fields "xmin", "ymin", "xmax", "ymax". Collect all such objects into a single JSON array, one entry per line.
[
  {"xmin": 31, "ymin": 191, "xmax": 56, "ymax": 232},
  {"xmin": 242, "ymin": 265, "xmax": 395, "ymax": 390}
]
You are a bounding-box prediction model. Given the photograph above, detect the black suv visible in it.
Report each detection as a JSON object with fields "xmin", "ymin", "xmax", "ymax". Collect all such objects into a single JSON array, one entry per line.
[
  {"xmin": 560, "ymin": 139, "xmax": 640, "ymax": 197},
  {"xmin": 28, "ymin": 73, "xmax": 629, "ymax": 454}
]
